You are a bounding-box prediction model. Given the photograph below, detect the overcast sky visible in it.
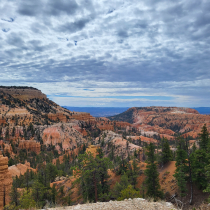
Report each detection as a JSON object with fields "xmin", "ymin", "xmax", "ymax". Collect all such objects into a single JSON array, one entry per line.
[{"xmin": 0, "ymin": 0, "xmax": 210, "ymax": 107}]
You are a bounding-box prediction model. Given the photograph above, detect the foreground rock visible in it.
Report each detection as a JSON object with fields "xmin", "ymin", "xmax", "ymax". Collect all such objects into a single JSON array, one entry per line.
[{"xmin": 47, "ymin": 198, "xmax": 176, "ymax": 210}]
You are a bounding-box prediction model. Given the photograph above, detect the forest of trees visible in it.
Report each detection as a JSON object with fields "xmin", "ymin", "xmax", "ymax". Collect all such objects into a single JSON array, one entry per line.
[{"xmin": 3, "ymin": 124, "xmax": 210, "ymax": 209}]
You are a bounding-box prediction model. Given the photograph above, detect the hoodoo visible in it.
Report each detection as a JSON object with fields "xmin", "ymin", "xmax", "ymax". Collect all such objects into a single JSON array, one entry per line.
[{"xmin": 0, "ymin": 152, "xmax": 12, "ymax": 210}]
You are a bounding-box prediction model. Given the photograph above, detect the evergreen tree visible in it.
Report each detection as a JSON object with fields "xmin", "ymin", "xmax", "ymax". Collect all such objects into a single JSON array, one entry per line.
[
  {"xmin": 12, "ymin": 127, "xmax": 15, "ymax": 137},
  {"xmin": 174, "ymin": 138, "xmax": 188, "ymax": 196},
  {"xmin": 111, "ymin": 173, "xmax": 129, "ymax": 199},
  {"xmin": 144, "ymin": 143, "xmax": 163, "ymax": 201},
  {"xmin": 190, "ymin": 149, "xmax": 209, "ymax": 189},
  {"xmin": 10, "ymin": 177, "xmax": 20, "ymax": 207},
  {"xmin": 31, "ymin": 180, "xmax": 45, "ymax": 207},
  {"xmin": 73, "ymin": 151, "xmax": 112, "ymax": 202},
  {"xmin": 5, "ymin": 126, "xmax": 9, "ymax": 140},
  {"xmin": 199, "ymin": 124, "xmax": 209, "ymax": 151},
  {"xmin": 0, "ymin": 126, "xmax": 2, "ymax": 137},
  {"xmin": 127, "ymin": 159, "xmax": 140, "ymax": 189},
  {"xmin": 190, "ymin": 125, "xmax": 210, "ymax": 189},
  {"xmin": 192, "ymin": 142, "xmax": 197, "ymax": 153},
  {"xmin": 175, "ymin": 165, "xmax": 187, "ymax": 197},
  {"xmin": 203, "ymin": 164, "xmax": 210, "ymax": 202},
  {"xmin": 117, "ymin": 156, "xmax": 128, "ymax": 175},
  {"xmin": 18, "ymin": 191, "xmax": 36, "ymax": 209},
  {"xmin": 161, "ymin": 138, "xmax": 173, "ymax": 165}
]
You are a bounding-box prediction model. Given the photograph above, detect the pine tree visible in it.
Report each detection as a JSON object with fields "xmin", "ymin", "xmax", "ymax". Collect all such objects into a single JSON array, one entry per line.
[
  {"xmin": 5, "ymin": 126, "xmax": 9, "ymax": 140},
  {"xmin": 0, "ymin": 126, "xmax": 2, "ymax": 137},
  {"xmin": 190, "ymin": 125, "xmax": 210, "ymax": 189},
  {"xmin": 10, "ymin": 177, "xmax": 20, "ymax": 207},
  {"xmin": 73, "ymin": 151, "xmax": 112, "ymax": 202},
  {"xmin": 111, "ymin": 173, "xmax": 129, "ymax": 199},
  {"xmin": 117, "ymin": 156, "xmax": 128, "ymax": 175},
  {"xmin": 144, "ymin": 143, "xmax": 163, "ymax": 201},
  {"xmin": 18, "ymin": 191, "xmax": 36, "ymax": 209},
  {"xmin": 203, "ymin": 164, "xmax": 210, "ymax": 202},
  {"xmin": 192, "ymin": 142, "xmax": 197, "ymax": 153},
  {"xmin": 51, "ymin": 184, "xmax": 57, "ymax": 204},
  {"xmin": 190, "ymin": 149, "xmax": 209, "ymax": 189},
  {"xmin": 199, "ymin": 124, "xmax": 209, "ymax": 151},
  {"xmin": 174, "ymin": 138, "xmax": 188, "ymax": 196},
  {"xmin": 31, "ymin": 180, "xmax": 45, "ymax": 206},
  {"xmin": 161, "ymin": 138, "xmax": 173, "ymax": 165},
  {"xmin": 12, "ymin": 127, "xmax": 15, "ymax": 137},
  {"xmin": 175, "ymin": 165, "xmax": 187, "ymax": 197},
  {"xmin": 127, "ymin": 159, "xmax": 140, "ymax": 189}
]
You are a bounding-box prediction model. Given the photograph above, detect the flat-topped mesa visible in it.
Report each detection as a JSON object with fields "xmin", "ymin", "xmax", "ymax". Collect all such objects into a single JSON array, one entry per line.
[
  {"xmin": 0, "ymin": 154, "xmax": 12, "ymax": 210},
  {"xmin": 0, "ymin": 86, "xmax": 46, "ymax": 100}
]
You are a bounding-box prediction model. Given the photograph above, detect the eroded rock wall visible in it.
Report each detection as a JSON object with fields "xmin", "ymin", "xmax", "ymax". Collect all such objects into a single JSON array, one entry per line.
[{"xmin": 0, "ymin": 154, "xmax": 12, "ymax": 210}]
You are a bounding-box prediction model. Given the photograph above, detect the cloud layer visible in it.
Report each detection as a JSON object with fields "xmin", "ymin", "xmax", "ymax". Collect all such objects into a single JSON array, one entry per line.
[{"xmin": 0, "ymin": 0, "xmax": 210, "ymax": 106}]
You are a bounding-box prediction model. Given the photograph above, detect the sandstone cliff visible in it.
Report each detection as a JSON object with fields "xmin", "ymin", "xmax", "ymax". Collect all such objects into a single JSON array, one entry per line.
[
  {"xmin": 41, "ymin": 123, "xmax": 87, "ymax": 151},
  {"xmin": 18, "ymin": 140, "xmax": 41, "ymax": 153},
  {"xmin": 0, "ymin": 153, "xmax": 12, "ymax": 210}
]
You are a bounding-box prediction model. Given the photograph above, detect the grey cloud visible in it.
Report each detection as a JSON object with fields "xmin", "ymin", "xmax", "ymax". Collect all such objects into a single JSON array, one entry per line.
[
  {"xmin": 1, "ymin": 18, "xmax": 14, "ymax": 22},
  {"xmin": 194, "ymin": 13, "xmax": 210, "ymax": 27},
  {"xmin": 46, "ymin": 0, "xmax": 79, "ymax": 16},
  {"xmin": 27, "ymin": 40, "xmax": 57, "ymax": 52},
  {"xmin": 117, "ymin": 30, "xmax": 128, "ymax": 38},
  {"xmin": 17, "ymin": 0, "xmax": 79, "ymax": 17},
  {"xmin": 6, "ymin": 33, "xmax": 25, "ymax": 47},
  {"xmin": 57, "ymin": 18, "xmax": 91, "ymax": 33},
  {"xmin": 18, "ymin": 0, "xmax": 43, "ymax": 16},
  {"xmin": 30, "ymin": 23, "xmax": 49, "ymax": 34}
]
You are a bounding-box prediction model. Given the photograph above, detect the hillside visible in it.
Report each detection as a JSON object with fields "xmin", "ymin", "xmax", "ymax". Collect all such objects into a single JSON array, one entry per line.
[{"xmin": 108, "ymin": 107, "xmax": 210, "ymax": 140}]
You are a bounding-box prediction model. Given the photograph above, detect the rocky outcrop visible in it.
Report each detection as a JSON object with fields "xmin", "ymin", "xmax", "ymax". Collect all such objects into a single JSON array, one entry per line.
[
  {"xmin": 71, "ymin": 112, "xmax": 95, "ymax": 122},
  {"xmin": 94, "ymin": 131, "xmax": 141, "ymax": 159},
  {"xmin": 42, "ymin": 123, "xmax": 87, "ymax": 150},
  {"xmin": 46, "ymin": 198, "xmax": 176, "ymax": 210},
  {"xmin": 48, "ymin": 113, "xmax": 68, "ymax": 123},
  {"xmin": 0, "ymin": 153, "xmax": 12, "ymax": 210},
  {"xmin": 8, "ymin": 162, "xmax": 36, "ymax": 178},
  {"xmin": 18, "ymin": 140, "xmax": 41, "ymax": 154},
  {"xmin": 127, "ymin": 136, "xmax": 157, "ymax": 144}
]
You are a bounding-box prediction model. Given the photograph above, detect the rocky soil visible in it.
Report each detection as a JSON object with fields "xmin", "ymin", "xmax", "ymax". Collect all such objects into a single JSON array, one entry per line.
[{"xmin": 46, "ymin": 198, "xmax": 176, "ymax": 210}]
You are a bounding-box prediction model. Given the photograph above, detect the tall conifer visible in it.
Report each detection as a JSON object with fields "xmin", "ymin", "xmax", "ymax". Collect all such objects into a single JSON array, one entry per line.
[{"xmin": 145, "ymin": 143, "xmax": 163, "ymax": 201}]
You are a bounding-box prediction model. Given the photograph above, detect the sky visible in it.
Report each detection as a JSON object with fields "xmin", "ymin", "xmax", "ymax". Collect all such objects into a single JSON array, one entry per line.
[{"xmin": 0, "ymin": 0, "xmax": 210, "ymax": 107}]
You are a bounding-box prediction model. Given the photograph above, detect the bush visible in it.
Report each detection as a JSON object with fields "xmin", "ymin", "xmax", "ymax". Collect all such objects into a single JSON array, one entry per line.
[
  {"xmin": 117, "ymin": 185, "xmax": 140, "ymax": 201},
  {"xmin": 18, "ymin": 191, "xmax": 36, "ymax": 209}
]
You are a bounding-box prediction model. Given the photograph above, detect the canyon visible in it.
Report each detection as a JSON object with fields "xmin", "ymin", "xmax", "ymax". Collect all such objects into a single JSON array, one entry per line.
[{"xmin": 0, "ymin": 86, "xmax": 210, "ymax": 209}]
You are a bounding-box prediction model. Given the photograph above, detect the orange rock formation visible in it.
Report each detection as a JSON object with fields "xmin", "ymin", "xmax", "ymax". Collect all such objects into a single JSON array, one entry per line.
[
  {"xmin": 0, "ymin": 154, "xmax": 12, "ymax": 210},
  {"xmin": 18, "ymin": 140, "xmax": 41, "ymax": 154}
]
